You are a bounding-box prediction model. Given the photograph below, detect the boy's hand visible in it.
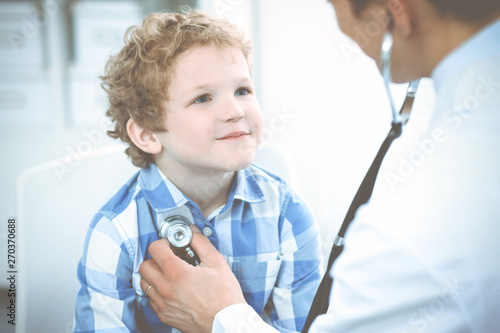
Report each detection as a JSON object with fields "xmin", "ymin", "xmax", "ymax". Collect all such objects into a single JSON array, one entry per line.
[{"xmin": 139, "ymin": 226, "xmax": 247, "ymax": 333}]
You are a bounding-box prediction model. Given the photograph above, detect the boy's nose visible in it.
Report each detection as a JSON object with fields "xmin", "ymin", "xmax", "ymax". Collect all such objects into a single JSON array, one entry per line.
[{"xmin": 220, "ymin": 97, "xmax": 245, "ymax": 122}]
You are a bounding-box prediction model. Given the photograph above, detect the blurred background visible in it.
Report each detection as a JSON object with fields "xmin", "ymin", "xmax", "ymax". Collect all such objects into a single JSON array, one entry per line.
[{"xmin": 0, "ymin": 0, "xmax": 435, "ymax": 331}]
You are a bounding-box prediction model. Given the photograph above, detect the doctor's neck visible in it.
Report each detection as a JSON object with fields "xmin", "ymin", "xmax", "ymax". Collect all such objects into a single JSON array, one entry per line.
[{"xmin": 421, "ymin": 11, "xmax": 500, "ymax": 76}]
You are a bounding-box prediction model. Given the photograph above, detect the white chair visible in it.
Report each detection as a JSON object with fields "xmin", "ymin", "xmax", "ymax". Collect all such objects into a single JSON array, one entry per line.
[
  {"xmin": 15, "ymin": 144, "xmax": 294, "ymax": 333},
  {"xmin": 15, "ymin": 144, "xmax": 139, "ymax": 333}
]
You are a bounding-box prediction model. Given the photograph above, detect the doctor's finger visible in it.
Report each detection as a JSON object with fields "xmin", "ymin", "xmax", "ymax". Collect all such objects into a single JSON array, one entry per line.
[
  {"xmin": 147, "ymin": 238, "xmax": 190, "ymax": 273},
  {"xmin": 189, "ymin": 224, "xmax": 201, "ymax": 233},
  {"xmin": 139, "ymin": 276, "xmax": 153, "ymax": 296},
  {"xmin": 189, "ymin": 230, "xmax": 227, "ymax": 267},
  {"xmin": 141, "ymin": 282, "xmax": 162, "ymax": 316},
  {"xmin": 139, "ymin": 257, "xmax": 165, "ymax": 290}
]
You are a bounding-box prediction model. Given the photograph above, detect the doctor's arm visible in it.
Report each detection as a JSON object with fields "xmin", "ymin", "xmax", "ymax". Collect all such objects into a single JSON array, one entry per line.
[{"xmin": 139, "ymin": 230, "xmax": 279, "ymax": 333}]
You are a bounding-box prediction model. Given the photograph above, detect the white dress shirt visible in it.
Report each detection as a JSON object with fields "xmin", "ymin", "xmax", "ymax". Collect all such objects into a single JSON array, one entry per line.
[{"xmin": 213, "ymin": 18, "xmax": 500, "ymax": 333}]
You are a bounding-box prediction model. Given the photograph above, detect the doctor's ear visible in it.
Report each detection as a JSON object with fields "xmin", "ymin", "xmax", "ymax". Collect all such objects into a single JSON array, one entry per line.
[
  {"xmin": 127, "ymin": 118, "xmax": 163, "ymax": 154},
  {"xmin": 385, "ymin": 0, "xmax": 413, "ymax": 36}
]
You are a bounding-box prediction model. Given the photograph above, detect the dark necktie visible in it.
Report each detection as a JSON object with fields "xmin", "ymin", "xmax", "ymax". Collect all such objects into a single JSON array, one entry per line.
[
  {"xmin": 301, "ymin": 121, "xmax": 402, "ymax": 332},
  {"xmin": 302, "ymin": 80, "xmax": 418, "ymax": 332}
]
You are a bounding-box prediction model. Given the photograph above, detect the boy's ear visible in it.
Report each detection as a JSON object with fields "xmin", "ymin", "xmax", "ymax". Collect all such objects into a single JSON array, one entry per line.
[
  {"xmin": 385, "ymin": 0, "xmax": 413, "ymax": 37},
  {"xmin": 127, "ymin": 118, "xmax": 163, "ymax": 154}
]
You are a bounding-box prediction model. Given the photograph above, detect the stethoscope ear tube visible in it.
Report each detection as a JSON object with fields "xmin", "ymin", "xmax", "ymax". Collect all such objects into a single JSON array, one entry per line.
[
  {"xmin": 379, "ymin": 31, "xmax": 400, "ymax": 124},
  {"xmin": 379, "ymin": 30, "xmax": 421, "ymax": 125}
]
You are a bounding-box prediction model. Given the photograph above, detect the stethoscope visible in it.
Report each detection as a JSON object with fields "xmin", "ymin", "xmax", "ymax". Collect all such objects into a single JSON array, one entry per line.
[
  {"xmin": 380, "ymin": 31, "xmax": 421, "ymax": 127},
  {"xmin": 158, "ymin": 215, "xmax": 200, "ymax": 266},
  {"xmin": 332, "ymin": 30, "xmax": 421, "ymax": 249},
  {"xmin": 303, "ymin": 27, "xmax": 423, "ymax": 332}
]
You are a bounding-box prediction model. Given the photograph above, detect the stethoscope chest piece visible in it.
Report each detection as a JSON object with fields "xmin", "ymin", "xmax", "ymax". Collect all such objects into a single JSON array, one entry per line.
[
  {"xmin": 158, "ymin": 215, "xmax": 200, "ymax": 266},
  {"xmin": 159, "ymin": 216, "xmax": 193, "ymax": 248}
]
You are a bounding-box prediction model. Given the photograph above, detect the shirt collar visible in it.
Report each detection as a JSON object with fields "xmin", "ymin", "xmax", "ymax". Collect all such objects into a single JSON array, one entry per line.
[
  {"xmin": 432, "ymin": 18, "xmax": 500, "ymax": 95},
  {"xmin": 138, "ymin": 164, "xmax": 188, "ymax": 213},
  {"xmin": 229, "ymin": 166, "xmax": 266, "ymax": 205},
  {"xmin": 138, "ymin": 164, "xmax": 266, "ymax": 214}
]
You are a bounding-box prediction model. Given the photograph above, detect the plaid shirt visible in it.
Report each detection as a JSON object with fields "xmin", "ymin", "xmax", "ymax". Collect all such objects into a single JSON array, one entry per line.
[{"xmin": 74, "ymin": 163, "xmax": 323, "ymax": 332}]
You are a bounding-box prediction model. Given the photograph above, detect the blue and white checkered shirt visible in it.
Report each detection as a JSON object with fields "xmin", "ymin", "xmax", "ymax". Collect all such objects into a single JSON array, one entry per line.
[{"xmin": 74, "ymin": 163, "xmax": 323, "ymax": 332}]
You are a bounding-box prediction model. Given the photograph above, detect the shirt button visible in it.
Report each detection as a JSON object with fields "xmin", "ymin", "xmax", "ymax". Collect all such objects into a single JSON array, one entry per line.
[{"xmin": 203, "ymin": 227, "xmax": 212, "ymax": 237}]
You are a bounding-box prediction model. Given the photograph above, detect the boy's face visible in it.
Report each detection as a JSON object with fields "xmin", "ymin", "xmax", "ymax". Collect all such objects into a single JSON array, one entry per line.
[{"xmin": 155, "ymin": 45, "xmax": 263, "ymax": 175}]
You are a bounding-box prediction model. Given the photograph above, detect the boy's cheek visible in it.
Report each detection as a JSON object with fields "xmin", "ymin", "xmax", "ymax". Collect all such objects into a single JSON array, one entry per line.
[{"xmin": 253, "ymin": 121, "xmax": 264, "ymax": 145}]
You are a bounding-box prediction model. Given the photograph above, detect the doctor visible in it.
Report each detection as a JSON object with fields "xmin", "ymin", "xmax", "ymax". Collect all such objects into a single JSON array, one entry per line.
[{"xmin": 139, "ymin": 0, "xmax": 500, "ymax": 331}]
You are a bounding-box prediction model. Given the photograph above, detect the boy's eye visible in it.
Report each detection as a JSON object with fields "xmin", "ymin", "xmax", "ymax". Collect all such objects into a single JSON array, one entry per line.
[
  {"xmin": 192, "ymin": 95, "xmax": 210, "ymax": 104},
  {"xmin": 235, "ymin": 88, "xmax": 251, "ymax": 97}
]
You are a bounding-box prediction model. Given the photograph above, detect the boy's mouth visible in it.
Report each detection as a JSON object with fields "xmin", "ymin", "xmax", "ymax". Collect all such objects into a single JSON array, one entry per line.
[{"xmin": 217, "ymin": 131, "xmax": 249, "ymax": 140}]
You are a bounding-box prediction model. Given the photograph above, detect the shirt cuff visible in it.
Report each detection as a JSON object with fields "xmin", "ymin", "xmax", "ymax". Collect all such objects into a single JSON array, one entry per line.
[{"xmin": 212, "ymin": 303, "xmax": 279, "ymax": 333}]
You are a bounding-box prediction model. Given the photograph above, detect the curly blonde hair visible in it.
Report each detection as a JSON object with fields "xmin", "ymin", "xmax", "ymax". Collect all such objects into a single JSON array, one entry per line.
[{"xmin": 101, "ymin": 11, "xmax": 252, "ymax": 168}]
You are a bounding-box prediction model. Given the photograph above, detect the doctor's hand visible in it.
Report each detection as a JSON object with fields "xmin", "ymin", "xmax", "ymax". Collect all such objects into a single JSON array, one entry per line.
[{"xmin": 139, "ymin": 226, "xmax": 247, "ymax": 333}]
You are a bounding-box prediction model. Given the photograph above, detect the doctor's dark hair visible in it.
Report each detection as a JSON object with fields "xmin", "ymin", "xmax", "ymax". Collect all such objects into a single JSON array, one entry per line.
[
  {"xmin": 101, "ymin": 11, "xmax": 252, "ymax": 168},
  {"xmin": 349, "ymin": 0, "xmax": 500, "ymax": 21}
]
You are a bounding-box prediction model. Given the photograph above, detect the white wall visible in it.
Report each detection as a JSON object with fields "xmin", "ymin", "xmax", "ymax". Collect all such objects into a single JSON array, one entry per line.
[
  {"xmin": 0, "ymin": 0, "xmax": 436, "ymax": 289},
  {"xmin": 0, "ymin": 0, "xmax": 143, "ymax": 289}
]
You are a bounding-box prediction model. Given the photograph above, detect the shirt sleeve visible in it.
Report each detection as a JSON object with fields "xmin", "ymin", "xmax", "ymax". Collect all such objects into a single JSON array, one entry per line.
[
  {"xmin": 74, "ymin": 214, "xmax": 138, "ymax": 333},
  {"xmin": 213, "ymin": 304, "xmax": 279, "ymax": 333},
  {"xmin": 268, "ymin": 192, "xmax": 324, "ymax": 332}
]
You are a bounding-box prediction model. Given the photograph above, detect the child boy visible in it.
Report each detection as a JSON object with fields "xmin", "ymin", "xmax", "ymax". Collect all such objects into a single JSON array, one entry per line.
[{"xmin": 74, "ymin": 11, "xmax": 322, "ymax": 332}]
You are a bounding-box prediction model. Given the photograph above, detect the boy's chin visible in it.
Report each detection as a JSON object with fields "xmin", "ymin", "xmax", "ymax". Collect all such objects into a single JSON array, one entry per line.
[
  {"xmin": 220, "ymin": 152, "xmax": 256, "ymax": 172},
  {"xmin": 221, "ymin": 158, "xmax": 254, "ymax": 172}
]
